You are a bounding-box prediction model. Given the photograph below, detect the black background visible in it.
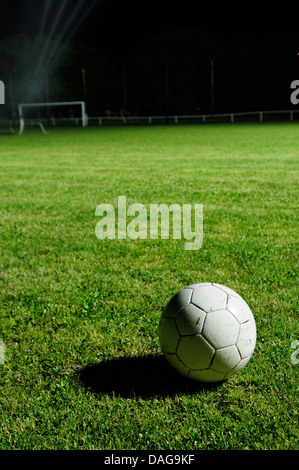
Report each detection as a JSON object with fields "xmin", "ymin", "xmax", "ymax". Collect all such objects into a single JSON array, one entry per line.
[{"xmin": 0, "ymin": 1, "xmax": 298, "ymax": 116}]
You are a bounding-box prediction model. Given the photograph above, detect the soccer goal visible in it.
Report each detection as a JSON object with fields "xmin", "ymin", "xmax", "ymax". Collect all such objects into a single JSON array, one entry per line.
[{"xmin": 18, "ymin": 101, "xmax": 88, "ymax": 134}]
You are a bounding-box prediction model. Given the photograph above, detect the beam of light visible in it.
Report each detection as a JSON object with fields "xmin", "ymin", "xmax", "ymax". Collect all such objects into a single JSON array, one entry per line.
[
  {"xmin": 38, "ymin": 0, "xmax": 52, "ymax": 35},
  {"xmin": 44, "ymin": 0, "xmax": 100, "ymax": 75},
  {"xmin": 27, "ymin": 0, "xmax": 100, "ymax": 103},
  {"xmin": 42, "ymin": 0, "xmax": 86, "ymax": 71},
  {"xmin": 32, "ymin": 0, "xmax": 70, "ymax": 86}
]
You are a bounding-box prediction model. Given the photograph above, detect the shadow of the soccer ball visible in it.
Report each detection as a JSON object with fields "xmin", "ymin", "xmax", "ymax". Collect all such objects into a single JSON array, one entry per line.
[{"xmin": 78, "ymin": 354, "xmax": 224, "ymax": 398}]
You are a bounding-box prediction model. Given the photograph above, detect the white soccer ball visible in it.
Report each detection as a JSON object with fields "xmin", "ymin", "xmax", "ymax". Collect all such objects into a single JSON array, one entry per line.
[{"xmin": 159, "ymin": 283, "xmax": 257, "ymax": 382}]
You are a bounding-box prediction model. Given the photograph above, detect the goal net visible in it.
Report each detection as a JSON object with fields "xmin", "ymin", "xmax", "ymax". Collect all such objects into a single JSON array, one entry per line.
[{"xmin": 18, "ymin": 101, "xmax": 88, "ymax": 134}]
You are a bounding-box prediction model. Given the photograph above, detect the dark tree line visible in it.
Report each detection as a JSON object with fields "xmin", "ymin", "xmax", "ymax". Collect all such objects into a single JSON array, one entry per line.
[{"xmin": 0, "ymin": 28, "xmax": 296, "ymax": 118}]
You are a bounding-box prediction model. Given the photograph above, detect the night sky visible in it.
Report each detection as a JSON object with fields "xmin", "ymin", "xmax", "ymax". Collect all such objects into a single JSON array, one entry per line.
[
  {"xmin": 1, "ymin": 1, "xmax": 297, "ymax": 55},
  {"xmin": 0, "ymin": 1, "xmax": 298, "ymax": 115}
]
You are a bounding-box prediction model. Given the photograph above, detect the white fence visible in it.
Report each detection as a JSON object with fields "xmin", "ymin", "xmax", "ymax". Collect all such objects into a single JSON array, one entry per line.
[
  {"xmin": 1, "ymin": 109, "xmax": 299, "ymax": 132},
  {"xmin": 91, "ymin": 109, "xmax": 299, "ymax": 126}
]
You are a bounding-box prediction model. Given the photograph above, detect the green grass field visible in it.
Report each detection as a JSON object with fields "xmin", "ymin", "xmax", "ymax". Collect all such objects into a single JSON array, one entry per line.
[{"xmin": 0, "ymin": 123, "xmax": 298, "ymax": 450}]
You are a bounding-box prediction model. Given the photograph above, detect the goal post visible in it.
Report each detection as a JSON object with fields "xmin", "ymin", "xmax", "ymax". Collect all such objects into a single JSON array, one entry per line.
[{"xmin": 18, "ymin": 101, "xmax": 88, "ymax": 134}]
